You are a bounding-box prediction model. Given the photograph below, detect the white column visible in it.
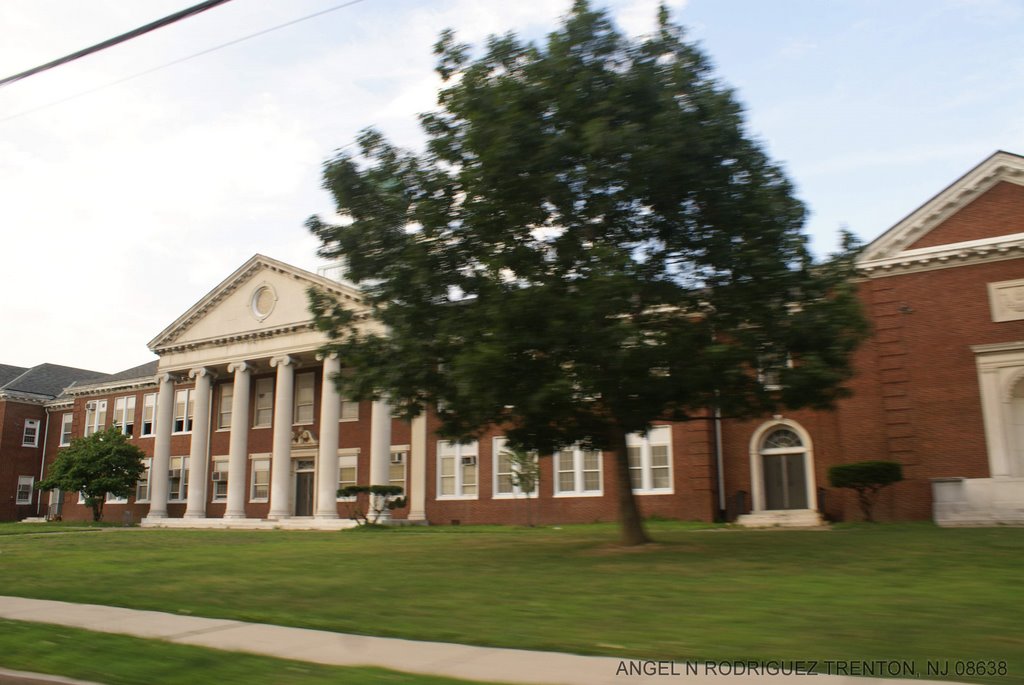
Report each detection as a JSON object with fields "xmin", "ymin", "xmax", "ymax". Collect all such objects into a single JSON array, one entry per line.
[
  {"xmin": 316, "ymin": 354, "xmax": 341, "ymax": 519},
  {"xmin": 408, "ymin": 413, "xmax": 427, "ymax": 521},
  {"xmin": 369, "ymin": 398, "xmax": 392, "ymax": 521},
  {"xmin": 224, "ymin": 361, "xmax": 251, "ymax": 519},
  {"xmin": 147, "ymin": 373, "xmax": 176, "ymax": 519},
  {"xmin": 268, "ymin": 355, "xmax": 296, "ymax": 519},
  {"xmin": 184, "ymin": 367, "xmax": 213, "ymax": 519}
]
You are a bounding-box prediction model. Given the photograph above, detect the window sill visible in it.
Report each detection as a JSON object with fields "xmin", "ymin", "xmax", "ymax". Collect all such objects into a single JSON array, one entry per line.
[
  {"xmin": 249, "ymin": 498, "xmax": 268, "ymax": 504},
  {"xmin": 492, "ymin": 493, "xmax": 538, "ymax": 500},
  {"xmin": 633, "ymin": 489, "xmax": 674, "ymax": 496},
  {"xmin": 553, "ymin": 491, "xmax": 603, "ymax": 498},
  {"xmin": 435, "ymin": 495, "xmax": 479, "ymax": 501}
]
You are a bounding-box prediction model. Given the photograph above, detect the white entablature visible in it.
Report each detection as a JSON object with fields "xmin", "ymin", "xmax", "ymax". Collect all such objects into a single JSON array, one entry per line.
[{"xmin": 148, "ymin": 254, "xmax": 378, "ymax": 371}]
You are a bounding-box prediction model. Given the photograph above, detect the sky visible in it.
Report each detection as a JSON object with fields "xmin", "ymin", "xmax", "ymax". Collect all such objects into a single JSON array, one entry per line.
[{"xmin": 1, "ymin": 0, "xmax": 1022, "ymax": 373}]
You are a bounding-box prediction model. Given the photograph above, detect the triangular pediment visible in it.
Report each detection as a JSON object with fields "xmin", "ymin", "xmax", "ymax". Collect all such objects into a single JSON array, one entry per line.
[
  {"xmin": 148, "ymin": 254, "xmax": 368, "ymax": 354},
  {"xmin": 859, "ymin": 151, "xmax": 1024, "ymax": 270}
]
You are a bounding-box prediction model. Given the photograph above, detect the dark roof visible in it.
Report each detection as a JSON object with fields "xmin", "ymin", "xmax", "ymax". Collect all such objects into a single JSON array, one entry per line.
[
  {"xmin": 83, "ymin": 360, "xmax": 159, "ymax": 385},
  {"xmin": 1, "ymin": 363, "xmax": 110, "ymax": 399},
  {"xmin": 0, "ymin": 364, "xmax": 28, "ymax": 387}
]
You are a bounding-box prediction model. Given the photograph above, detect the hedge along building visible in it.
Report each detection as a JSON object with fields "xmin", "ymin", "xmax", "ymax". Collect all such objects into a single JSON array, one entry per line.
[{"xmin": 19, "ymin": 150, "xmax": 1024, "ymax": 527}]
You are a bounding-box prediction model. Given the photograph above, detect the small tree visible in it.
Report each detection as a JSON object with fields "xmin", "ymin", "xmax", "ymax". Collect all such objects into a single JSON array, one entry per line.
[
  {"xmin": 503, "ymin": 446, "xmax": 540, "ymax": 527},
  {"xmin": 828, "ymin": 461, "xmax": 903, "ymax": 522},
  {"xmin": 37, "ymin": 426, "xmax": 146, "ymax": 522},
  {"xmin": 338, "ymin": 485, "xmax": 405, "ymax": 525}
]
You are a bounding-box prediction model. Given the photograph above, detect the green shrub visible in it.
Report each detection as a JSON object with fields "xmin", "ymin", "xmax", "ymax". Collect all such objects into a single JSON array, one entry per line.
[{"xmin": 828, "ymin": 461, "xmax": 903, "ymax": 522}]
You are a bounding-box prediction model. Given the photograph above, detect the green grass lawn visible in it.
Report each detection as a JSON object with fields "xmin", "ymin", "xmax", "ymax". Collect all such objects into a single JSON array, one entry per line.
[
  {"xmin": 0, "ymin": 619, "xmax": 493, "ymax": 685},
  {"xmin": 0, "ymin": 521, "xmax": 1021, "ymax": 683},
  {"xmin": 0, "ymin": 520, "xmax": 125, "ymax": 535}
]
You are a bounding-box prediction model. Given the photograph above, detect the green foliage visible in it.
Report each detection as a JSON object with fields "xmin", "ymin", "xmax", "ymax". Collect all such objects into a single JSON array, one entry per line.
[
  {"xmin": 308, "ymin": 1, "xmax": 868, "ymax": 545},
  {"xmin": 337, "ymin": 485, "xmax": 405, "ymax": 524},
  {"xmin": 829, "ymin": 461, "xmax": 904, "ymax": 522},
  {"xmin": 37, "ymin": 426, "xmax": 146, "ymax": 522}
]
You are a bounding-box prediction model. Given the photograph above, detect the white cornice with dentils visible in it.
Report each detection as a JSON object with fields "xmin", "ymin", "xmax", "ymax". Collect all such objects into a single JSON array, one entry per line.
[
  {"xmin": 147, "ymin": 253, "xmax": 368, "ymax": 354},
  {"xmin": 63, "ymin": 376, "xmax": 159, "ymax": 398},
  {"xmin": 857, "ymin": 151, "xmax": 1024, "ymax": 277}
]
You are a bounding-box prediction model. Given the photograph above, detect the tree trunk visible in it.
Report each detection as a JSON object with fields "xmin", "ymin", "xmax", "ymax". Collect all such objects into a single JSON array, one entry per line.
[
  {"xmin": 92, "ymin": 500, "xmax": 103, "ymax": 522},
  {"xmin": 610, "ymin": 430, "xmax": 651, "ymax": 546}
]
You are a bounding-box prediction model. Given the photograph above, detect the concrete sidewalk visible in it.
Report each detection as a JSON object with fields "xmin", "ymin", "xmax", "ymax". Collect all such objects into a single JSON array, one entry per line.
[{"xmin": 0, "ymin": 596, "xmax": 960, "ymax": 685}]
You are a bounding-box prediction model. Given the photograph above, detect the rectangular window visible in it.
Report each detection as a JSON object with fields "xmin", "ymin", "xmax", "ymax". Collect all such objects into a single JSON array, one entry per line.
[
  {"xmin": 59, "ymin": 413, "xmax": 73, "ymax": 446},
  {"xmin": 22, "ymin": 419, "xmax": 40, "ymax": 447},
  {"xmin": 554, "ymin": 445, "xmax": 603, "ymax": 496},
  {"xmin": 437, "ymin": 441, "xmax": 478, "ymax": 499},
  {"xmin": 136, "ymin": 458, "xmax": 151, "ymax": 502},
  {"xmin": 340, "ymin": 397, "xmax": 359, "ymax": 421},
  {"xmin": 16, "ymin": 476, "xmax": 33, "ymax": 505},
  {"xmin": 140, "ymin": 393, "xmax": 156, "ymax": 437},
  {"xmin": 218, "ymin": 384, "xmax": 233, "ymax": 430},
  {"xmin": 250, "ymin": 457, "xmax": 270, "ymax": 501},
  {"xmin": 337, "ymin": 452, "xmax": 359, "ymax": 499},
  {"xmin": 173, "ymin": 389, "xmax": 194, "ymax": 434},
  {"xmin": 211, "ymin": 458, "xmax": 229, "ymax": 501},
  {"xmin": 389, "ymin": 450, "xmax": 407, "ymax": 491},
  {"xmin": 294, "ymin": 372, "xmax": 315, "ymax": 425},
  {"xmin": 626, "ymin": 426, "xmax": 673, "ymax": 494},
  {"xmin": 254, "ymin": 378, "xmax": 274, "ymax": 427},
  {"xmin": 492, "ymin": 437, "xmax": 538, "ymax": 499},
  {"xmin": 84, "ymin": 400, "xmax": 107, "ymax": 436},
  {"xmin": 105, "ymin": 492, "xmax": 128, "ymax": 504},
  {"xmin": 113, "ymin": 396, "xmax": 136, "ymax": 437},
  {"xmin": 168, "ymin": 456, "xmax": 189, "ymax": 501}
]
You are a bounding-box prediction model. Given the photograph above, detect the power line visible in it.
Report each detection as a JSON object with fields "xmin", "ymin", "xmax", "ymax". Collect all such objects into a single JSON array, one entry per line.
[
  {"xmin": 1, "ymin": 0, "xmax": 372, "ymax": 124},
  {"xmin": 0, "ymin": 0, "xmax": 236, "ymax": 88}
]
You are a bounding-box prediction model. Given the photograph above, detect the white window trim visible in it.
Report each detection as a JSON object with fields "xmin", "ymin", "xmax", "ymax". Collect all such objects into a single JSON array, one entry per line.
[
  {"xmin": 339, "ymin": 397, "xmax": 360, "ymax": 422},
  {"xmin": 492, "ymin": 437, "xmax": 538, "ymax": 500},
  {"xmin": 553, "ymin": 445, "xmax": 603, "ymax": 498},
  {"xmin": 59, "ymin": 413, "xmax": 73, "ymax": 446},
  {"xmin": 140, "ymin": 392, "xmax": 157, "ymax": 438},
  {"xmin": 22, "ymin": 419, "xmax": 40, "ymax": 447},
  {"xmin": 172, "ymin": 389, "xmax": 194, "ymax": 435},
  {"xmin": 136, "ymin": 457, "xmax": 152, "ymax": 503},
  {"xmin": 627, "ymin": 426, "xmax": 674, "ymax": 495},
  {"xmin": 216, "ymin": 384, "xmax": 233, "ymax": 432},
  {"xmin": 112, "ymin": 395, "xmax": 136, "ymax": 438},
  {"xmin": 168, "ymin": 456, "xmax": 189, "ymax": 502},
  {"xmin": 293, "ymin": 372, "xmax": 315, "ymax": 426},
  {"xmin": 16, "ymin": 476, "xmax": 34, "ymax": 505},
  {"xmin": 336, "ymin": 448, "xmax": 360, "ymax": 501},
  {"xmin": 254, "ymin": 378, "xmax": 274, "ymax": 429},
  {"xmin": 84, "ymin": 400, "xmax": 107, "ymax": 437},
  {"xmin": 249, "ymin": 454, "xmax": 271, "ymax": 503},
  {"xmin": 105, "ymin": 493, "xmax": 128, "ymax": 504},
  {"xmin": 436, "ymin": 440, "xmax": 479, "ymax": 500},
  {"xmin": 210, "ymin": 457, "xmax": 229, "ymax": 501}
]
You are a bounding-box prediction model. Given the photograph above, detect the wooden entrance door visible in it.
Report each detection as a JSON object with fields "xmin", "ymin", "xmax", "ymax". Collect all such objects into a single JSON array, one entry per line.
[
  {"xmin": 294, "ymin": 472, "xmax": 314, "ymax": 516},
  {"xmin": 763, "ymin": 453, "xmax": 808, "ymax": 510}
]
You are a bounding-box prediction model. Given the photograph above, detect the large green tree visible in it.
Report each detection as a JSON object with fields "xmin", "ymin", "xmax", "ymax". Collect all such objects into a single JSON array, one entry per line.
[
  {"xmin": 307, "ymin": 1, "xmax": 867, "ymax": 545},
  {"xmin": 38, "ymin": 426, "xmax": 146, "ymax": 522}
]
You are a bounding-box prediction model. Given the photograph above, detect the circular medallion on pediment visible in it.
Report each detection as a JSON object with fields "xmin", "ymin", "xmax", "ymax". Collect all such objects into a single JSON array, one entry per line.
[{"xmin": 251, "ymin": 284, "xmax": 277, "ymax": 321}]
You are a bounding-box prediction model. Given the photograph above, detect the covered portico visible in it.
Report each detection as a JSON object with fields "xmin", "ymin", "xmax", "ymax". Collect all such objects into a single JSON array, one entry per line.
[{"xmin": 139, "ymin": 255, "xmax": 427, "ymax": 530}]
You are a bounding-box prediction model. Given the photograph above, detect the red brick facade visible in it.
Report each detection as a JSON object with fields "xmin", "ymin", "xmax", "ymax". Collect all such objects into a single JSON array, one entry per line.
[{"xmin": 5, "ymin": 152, "xmax": 1023, "ymax": 526}]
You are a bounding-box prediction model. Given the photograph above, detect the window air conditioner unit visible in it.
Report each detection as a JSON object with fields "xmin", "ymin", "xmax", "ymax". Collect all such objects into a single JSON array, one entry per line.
[
  {"xmin": 86, "ymin": 401, "xmax": 96, "ymax": 411},
  {"xmin": 211, "ymin": 471, "xmax": 225, "ymax": 481},
  {"xmin": 168, "ymin": 469, "xmax": 182, "ymax": 479},
  {"xmin": 390, "ymin": 453, "xmax": 405, "ymax": 465},
  {"xmin": 460, "ymin": 456, "xmax": 477, "ymax": 466}
]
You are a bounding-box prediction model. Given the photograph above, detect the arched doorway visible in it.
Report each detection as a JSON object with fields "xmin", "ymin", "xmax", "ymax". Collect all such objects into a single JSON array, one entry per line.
[{"xmin": 748, "ymin": 419, "xmax": 818, "ymax": 514}]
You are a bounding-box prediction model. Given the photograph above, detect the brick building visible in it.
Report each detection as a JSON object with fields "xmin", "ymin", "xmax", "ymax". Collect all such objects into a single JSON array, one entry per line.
[{"xmin": 4, "ymin": 151, "xmax": 1023, "ymax": 527}]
